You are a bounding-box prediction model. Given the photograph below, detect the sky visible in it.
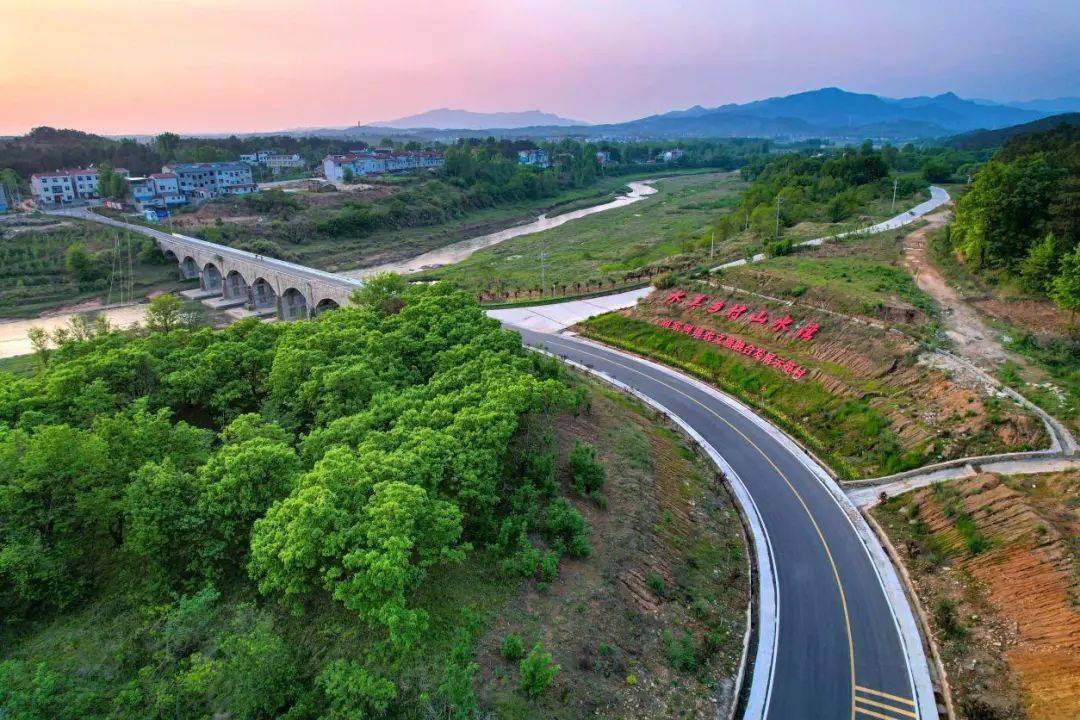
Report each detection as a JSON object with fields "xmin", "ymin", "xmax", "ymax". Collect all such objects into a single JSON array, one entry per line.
[{"xmin": 1, "ymin": 0, "xmax": 1078, "ymax": 135}]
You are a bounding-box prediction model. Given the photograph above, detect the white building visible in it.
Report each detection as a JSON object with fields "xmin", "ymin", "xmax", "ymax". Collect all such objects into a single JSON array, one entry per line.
[
  {"xmin": 162, "ymin": 162, "xmax": 256, "ymax": 199},
  {"xmin": 264, "ymin": 153, "xmax": 306, "ymax": 172},
  {"xmin": 322, "ymin": 150, "xmax": 444, "ymax": 181},
  {"xmin": 30, "ymin": 167, "xmax": 127, "ymax": 206},
  {"xmin": 517, "ymin": 149, "xmax": 551, "ymax": 168},
  {"xmin": 130, "ymin": 172, "xmax": 186, "ymax": 209}
]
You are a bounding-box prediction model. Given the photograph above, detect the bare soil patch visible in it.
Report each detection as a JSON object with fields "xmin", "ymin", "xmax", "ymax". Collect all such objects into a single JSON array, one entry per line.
[
  {"xmin": 474, "ymin": 384, "xmax": 750, "ymax": 719},
  {"xmin": 904, "ymin": 209, "xmax": 1008, "ymax": 365},
  {"xmin": 872, "ymin": 471, "xmax": 1080, "ymax": 720}
]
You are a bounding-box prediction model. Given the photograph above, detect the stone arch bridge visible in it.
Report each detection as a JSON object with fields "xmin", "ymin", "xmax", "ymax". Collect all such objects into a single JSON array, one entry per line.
[
  {"xmin": 50, "ymin": 208, "xmax": 364, "ymax": 320},
  {"xmin": 160, "ymin": 233, "xmax": 360, "ymax": 319}
]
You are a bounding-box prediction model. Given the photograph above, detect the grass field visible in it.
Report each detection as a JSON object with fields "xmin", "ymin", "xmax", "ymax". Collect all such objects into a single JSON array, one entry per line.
[
  {"xmin": 167, "ymin": 170, "xmax": 725, "ymax": 274},
  {"xmin": 717, "ymin": 222, "xmax": 937, "ymax": 321},
  {"xmin": 417, "ymin": 172, "xmax": 747, "ymax": 294}
]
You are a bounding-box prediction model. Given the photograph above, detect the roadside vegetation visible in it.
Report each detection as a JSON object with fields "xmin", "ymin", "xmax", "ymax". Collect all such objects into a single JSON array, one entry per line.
[
  {"xmin": 578, "ymin": 281, "xmax": 1045, "ymax": 479},
  {"xmin": 872, "ymin": 471, "xmax": 1079, "ymax": 720},
  {"xmin": 0, "ymin": 217, "xmax": 185, "ymax": 318},
  {"xmin": 0, "ymin": 281, "xmax": 748, "ymax": 719}
]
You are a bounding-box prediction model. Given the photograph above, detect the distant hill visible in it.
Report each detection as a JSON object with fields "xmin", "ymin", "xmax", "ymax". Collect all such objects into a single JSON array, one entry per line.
[
  {"xmin": 370, "ymin": 108, "xmax": 585, "ymax": 130},
  {"xmin": 947, "ymin": 113, "xmax": 1080, "ymax": 150},
  {"xmin": 1004, "ymin": 97, "xmax": 1080, "ymax": 114},
  {"xmin": 582, "ymin": 88, "xmax": 1049, "ymax": 141}
]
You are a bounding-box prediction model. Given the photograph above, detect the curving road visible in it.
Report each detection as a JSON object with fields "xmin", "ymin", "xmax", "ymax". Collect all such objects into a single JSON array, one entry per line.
[{"xmin": 517, "ymin": 329, "xmax": 937, "ymax": 720}]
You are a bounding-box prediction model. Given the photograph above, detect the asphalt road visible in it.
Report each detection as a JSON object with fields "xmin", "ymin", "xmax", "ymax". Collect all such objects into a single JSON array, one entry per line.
[{"xmin": 518, "ymin": 328, "xmax": 934, "ymax": 720}]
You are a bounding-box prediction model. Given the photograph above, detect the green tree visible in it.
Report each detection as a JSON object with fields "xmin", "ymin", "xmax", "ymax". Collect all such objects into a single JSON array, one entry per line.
[
  {"xmin": 1050, "ymin": 244, "xmax": 1080, "ymax": 323},
  {"xmin": 519, "ymin": 643, "xmax": 560, "ymax": 696},
  {"xmin": 1018, "ymin": 233, "xmax": 1062, "ymax": 294},
  {"xmin": 145, "ymin": 293, "xmax": 184, "ymax": 332},
  {"xmin": 349, "ymin": 272, "xmax": 407, "ymax": 314},
  {"xmin": 26, "ymin": 326, "xmax": 50, "ymax": 368},
  {"xmin": 316, "ymin": 660, "xmax": 396, "ymax": 720},
  {"xmin": 154, "ymin": 132, "xmax": 181, "ymax": 160}
]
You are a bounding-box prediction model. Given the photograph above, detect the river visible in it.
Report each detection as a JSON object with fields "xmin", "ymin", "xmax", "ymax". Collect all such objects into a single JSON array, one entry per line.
[
  {"xmin": 0, "ymin": 179, "xmax": 660, "ymax": 358},
  {"xmin": 344, "ymin": 180, "xmax": 658, "ymax": 278},
  {"xmin": 0, "ymin": 305, "xmax": 149, "ymax": 359}
]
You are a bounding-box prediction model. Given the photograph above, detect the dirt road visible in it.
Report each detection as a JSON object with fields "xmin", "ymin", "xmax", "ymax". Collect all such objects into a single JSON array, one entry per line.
[{"xmin": 903, "ymin": 209, "xmax": 1008, "ymax": 366}]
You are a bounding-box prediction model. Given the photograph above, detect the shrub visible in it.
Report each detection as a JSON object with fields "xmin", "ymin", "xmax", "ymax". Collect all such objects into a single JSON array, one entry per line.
[
  {"xmin": 932, "ymin": 599, "xmax": 967, "ymax": 642},
  {"xmin": 539, "ymin": 551, "xmax": 559, "ymax": 582},
  {"xmin": 501, "ymin": 634, "xmax": 525, "ymax": 662},
  {"xmin": 570, "ymin": 441, "xmax": 606, "ymax": 494},
  {"xmin": 646, "ymin": 571, "xmax": 666, "ymax": 598},
  {"xmin": 519, "ymin": 644, "xmax": 560, "ymax": 697},
  {"xmin": 662, "ymin": 631, "xmax": 697, "ymax": 672},
  {"xmin": 544, "ymin": 498, "xmax": 591, "ymax": 557},
  {"xmin": 316, "ymin": 659, "xmax": 396, "ymax": 719}
]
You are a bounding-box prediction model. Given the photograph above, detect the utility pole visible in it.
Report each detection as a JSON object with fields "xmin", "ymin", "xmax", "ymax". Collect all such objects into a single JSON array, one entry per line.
[
  {"xmin": 891, "ymin": 177, "xmax": 898, "ymax": 213},
  {"xmin": 774, "ymin": 195, "xmax": 783, "ymax": 239},
  {"xmin": 710, "ymin": 229, "xmax": 715, "ymax": 260},
  {"xmin": 539, "ymin": 238, "xmax": 548, "ymax": 293}
]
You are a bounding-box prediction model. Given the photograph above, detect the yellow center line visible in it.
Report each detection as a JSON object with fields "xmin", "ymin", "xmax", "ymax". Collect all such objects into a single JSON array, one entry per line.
[
  {"xmin": 542, "ymin": 336, "xmax": 860, "ymax": 719},
  {"xmin": 856, "ymin": 706, "xmax": 912, "ymax": 720},
  {"xmin": 856, "ymin": 695, "xmax": 917, "ymax": 718},
  {"xmin": 855, "ymin": 686, "xmax": 917, "ymax": 706}
]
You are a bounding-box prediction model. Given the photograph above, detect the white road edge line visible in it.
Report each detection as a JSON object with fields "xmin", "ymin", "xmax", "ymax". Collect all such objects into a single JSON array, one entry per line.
[
  {"xmin": 560, "ymin": 334, "xmax": 939, "ymax": 720},
  {"xmin": 531, "ymin": 346, "xmax": 780, "ymax": 720}
]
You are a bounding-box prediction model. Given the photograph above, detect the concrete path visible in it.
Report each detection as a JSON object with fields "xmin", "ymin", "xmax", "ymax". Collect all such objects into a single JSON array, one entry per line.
[
  {"xmin": 486, "ymin": 286, "xmax": 651, "ymax": 332},
  {"xmin": 847, "ymin": 457, "xmax": 1080, "ymax": 508}
]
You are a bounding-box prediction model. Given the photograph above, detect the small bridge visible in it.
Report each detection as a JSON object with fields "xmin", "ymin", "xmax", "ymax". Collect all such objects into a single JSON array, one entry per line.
[
  {"xmin": 51, "ymin": 209, "xmax": 362, "ymax": 320},
  {"xmin": 161, "ymin": 233, "xmax": 360, "ymax": 319}
]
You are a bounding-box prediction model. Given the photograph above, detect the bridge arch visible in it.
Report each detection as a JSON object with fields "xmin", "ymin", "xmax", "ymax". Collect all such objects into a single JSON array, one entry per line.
[
  {"xmin": 179, "ymin": 255, "xmax": 199, "ymax": 280},
  {"xmin": 314, "ymin": 298, "xmax": 340, "ymax": 315},
  {"xmin": 250, "ymin": 277, "xmax": 277, "ymax": 309},
  {"xmin": 280, "ymin": 287, "xmax": 310, "ymax": 320},
  {"xmin": 223, "ymin": 270, "xmax": 249, "ymax": 301},
  {"xmin": 162, "ymin": 248, "xmax": 179, "ymax": 264},
  {"xmin": 201, "ymin": 262, "xmax": 223, "ymax": 293}
]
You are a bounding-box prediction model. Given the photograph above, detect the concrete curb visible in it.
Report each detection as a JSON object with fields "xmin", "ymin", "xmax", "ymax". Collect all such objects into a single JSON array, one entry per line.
[{"xmin": 535, "ymin": 349, "xmax": 778, "ymax": 720}]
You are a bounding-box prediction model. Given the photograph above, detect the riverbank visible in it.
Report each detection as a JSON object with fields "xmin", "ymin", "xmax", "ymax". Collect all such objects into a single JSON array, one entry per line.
[{"xmin": 345, "ymin": 180, "xmax": 659, "ymax": 277}]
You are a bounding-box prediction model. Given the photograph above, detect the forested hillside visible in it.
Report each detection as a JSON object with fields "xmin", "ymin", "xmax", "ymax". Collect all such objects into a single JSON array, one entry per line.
[
  {"xmin": 0, "ymin": 282, "xmax": 749, "ymax": 719},
  {"xmin": 948, "ymin": 123, "xmax": 1080, "ymax": 311},
  {"xmin": 0, "ymin": 283, "xmax": 572, "ymax": 716}
]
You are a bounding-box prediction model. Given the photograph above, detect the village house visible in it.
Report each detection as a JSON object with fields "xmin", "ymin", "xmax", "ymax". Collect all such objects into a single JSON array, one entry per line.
[
  {"xmin": 517, "ymin": 148, "xmax": 551, "ymax": 168},
  {"xmin": 30, "ymin": 166, "xmax": 130, "ymax": 206},
  {"xmin": 162, "ymin": 161, "xmax": 256, "ymax": 199},
  {"xmin": 322, "ymin": 149, "xmax": 444, "ymax": 181}
]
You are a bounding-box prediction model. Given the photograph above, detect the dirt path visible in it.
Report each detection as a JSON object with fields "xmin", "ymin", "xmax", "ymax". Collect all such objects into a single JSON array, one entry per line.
[{"xmin": 903, "ymin": 209, "xmax": 1008, "ymax": 366}]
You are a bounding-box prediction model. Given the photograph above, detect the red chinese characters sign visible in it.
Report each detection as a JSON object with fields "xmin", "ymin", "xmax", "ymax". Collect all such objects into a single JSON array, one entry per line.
[
  {"xmin": 664, "ymin": 289, "xmax": 821, "ymax": 342},
  {"xmin": 655, "ymin": 317, "xmax": 809, "ymax": 380}
]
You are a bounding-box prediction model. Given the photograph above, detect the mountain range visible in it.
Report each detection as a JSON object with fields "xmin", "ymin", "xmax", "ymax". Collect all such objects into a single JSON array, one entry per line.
[
  {"xmin": 344, "ymin": 88, "xmax": 1080, "ymax": 141},
  {"xmin": 370, "ymin": 108, "xmax": 584, "ymax": 130}
]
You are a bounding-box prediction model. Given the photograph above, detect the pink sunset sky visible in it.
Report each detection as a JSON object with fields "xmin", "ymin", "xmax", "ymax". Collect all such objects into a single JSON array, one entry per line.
[{"xmin": 1, "ymin": 0, "xmax": 1077, "ymax": 135}]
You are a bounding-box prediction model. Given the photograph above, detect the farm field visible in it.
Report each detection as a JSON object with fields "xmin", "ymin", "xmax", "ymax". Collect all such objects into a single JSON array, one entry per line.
[{"xmin": 0, "ymin": 216, "xmax": 187, "ymax": 318}]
